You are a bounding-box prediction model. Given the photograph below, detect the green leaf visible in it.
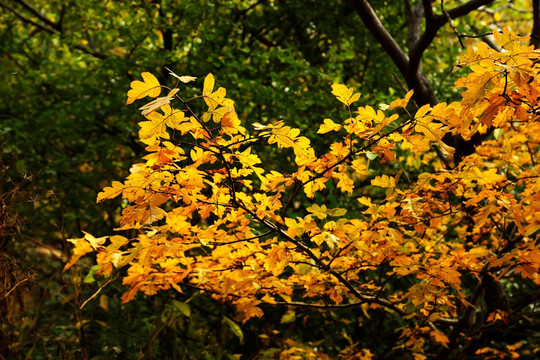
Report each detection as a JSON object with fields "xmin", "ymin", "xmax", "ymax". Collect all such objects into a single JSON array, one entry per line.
[
  {"xmin": 366, "ymin": 152, "xmax": 378, "ymax": 160},
  {"xmin": 280, "ymin": 310, "xmax": 296, "ymax": 324},
  {"xmin": 222, "ymin": 316, "xmax": 244, "ymax": 344},
  {"xmin": 171, "ymin": 300, "xmax": 191, "ymax": 317},
  {"xmin": 83, "ymin": 265, "xmax": 100, "ymax": 283},
  {"xmin": 327, "ymin": 208, "xmax": 347, "ymax": 217}
]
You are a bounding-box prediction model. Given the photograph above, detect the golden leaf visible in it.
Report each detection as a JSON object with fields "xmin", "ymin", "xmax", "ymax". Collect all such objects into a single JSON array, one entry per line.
[{"xmin": 126, "ymin": 72, "xmax": 161, "ymax": 105}]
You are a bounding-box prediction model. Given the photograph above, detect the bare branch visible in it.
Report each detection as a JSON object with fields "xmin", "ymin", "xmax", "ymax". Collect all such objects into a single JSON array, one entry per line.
[
  {"xmin": 80, "ymin": 276, "xmax": 117, "ymax": 309},
  {"xmin": 409, "ymin": 0, "xmax": 495, "ymax": 95},
  {"xmin": 348, "ymin": 0, "xmax": 409, "ymax": 75},
  {"xmin": 348, "ymin": 0, "xmax": 438, "ymax": 105},
  {"xmin": 441, "ymin": 0, "xmax": 465, "ymax": 48},
  {"xmin": 445, "ymin": 0, "xmax": 495, "ymax": 20},
  {"xmin": 532, "ymin": 0, "xmax": 540, "ymax": 48},
  {"xmin": 407, "ymin": 0, "xmax": 424, "ymax": 49},
  {"xmin": 422, "ymin": 0, "xmax": 435, "ymax": 24}
]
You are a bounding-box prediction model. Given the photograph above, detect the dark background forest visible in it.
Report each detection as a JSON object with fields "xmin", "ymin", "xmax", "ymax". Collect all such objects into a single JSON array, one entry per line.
[{"xmin": 1, "ymin": 0, "xmax": 537, "ymax": 359}]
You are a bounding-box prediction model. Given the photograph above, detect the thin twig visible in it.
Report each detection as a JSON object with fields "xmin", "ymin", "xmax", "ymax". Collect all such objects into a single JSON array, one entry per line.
[
  {"xmin": 441, "ymin": 0, "xmax": 465, "ymax": 48},
  {"xmin": 80, "ymin": 276, "xmax": 117, "ymax": 309},
  {"xmin": 2, "ymin": 277, "xmax": 29, "ymax": 299}
]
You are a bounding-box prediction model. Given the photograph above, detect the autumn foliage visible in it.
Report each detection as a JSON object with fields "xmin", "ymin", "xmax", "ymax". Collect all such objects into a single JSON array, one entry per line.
[{"xmin": 66, "ymin": 29, "xmax": 540, "ymax": 358}]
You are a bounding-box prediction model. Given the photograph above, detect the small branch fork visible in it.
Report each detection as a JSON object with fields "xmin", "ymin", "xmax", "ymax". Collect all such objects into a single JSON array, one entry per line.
[{"xmin": 348, "ymin": 0, "xmax": 495, "ymax": 163}]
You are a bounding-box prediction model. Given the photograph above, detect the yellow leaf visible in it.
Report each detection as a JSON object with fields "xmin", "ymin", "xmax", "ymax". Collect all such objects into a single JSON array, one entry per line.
[
  {"xmin": 331, "ymin": 83, "xmax": 360, "ymax": 105},
  {"xmin": 83, "ymin": 231, "xmax": 107, "ymax": 249},
  {"xmin": 431, "ymin": 330, "xmax": 450, "ymax": 347},
  {"xmin": 414, "ymin": 104, "xmax": 431, "ymax": 120},
  {"xmin": 203, "ymin": 73, "xmax": 214, "ymax": 94},
  {"xmin": 438, "ymin": 140, "xmax": 455, "ymax": 159},
  {"xmin": 208, "ymin": 88, "xmax": 227, "ymax": 111},
  {"xmin": 357, "ymin": 196, "xmax": 372, "ymax": 207},
  {"xmin": 63, "ymin": 237, "xmax": 93, "ymax": 270},
  {"xmin": 105, "ymin": 235, "xmax": 129, "ymax": 256},
  {"xmin": 138, "ymin": 88, "xmax": 179, "ymax": 116},
  {"xmin": 264, "ymin": 244, "xmax": 288, "ymax": 276},
  {"xmin": 126, "ymin": 72, "xmax": 161, "ymax": 105},
  {"xmin": 235, "ymin": 298, "xmax": 264, "ymax": 324},
  {"xmin": 307, "ymin": 203, "xmax": 328, "ymax": 219},
  {"xmin": 221, "ymin": 112, "xmax": 240, "ymax": 130},
  {"xmin": 268, "ymin": 125, "xmax": 316, "ymax": 166},
  {"xmin": 317, "ymin": 118, "xmax": 342, "ymax": 134},
  {"xmin": 120, "ymin": 204, "xmax": 167, "ymax": 226},
  {"xmin": 389, "ymin": 90, "xmax": 414, "ymax": 109},
  {"xmin": 202, "ymin": 73, "xmax": 215, "ymax": 108},
  {"xmin": 335, "ymin": 172, "xmax": 354, "ymax": 194},
  {"xmin": 371, "ymin": 174, "xmax": 396, "ymax": 188},
  {"xmin": 165, "ymin": 67, "xmax": 197, "ymax": 83},
  {"xmin": 99, "ymin": 295, "xmax": 109, "ymax": 312},
  {"xmin": 492, "ymin": 27, "xmax": 527, "ymax": 50},
  {"xmin": 348, "ymin": 92, "xmax": 361, "ymax": 104},
  {"xmin": 252, "ymin": 122, "xmax": 269, "ymax": 131},
  {"xmin": 97, "ymin": 181, "xmax": 125, "ymax": 203},
  {"xmin": 164, "ymin": 109, "xmax": 187, "ymax": 131},
  {"xmin": 179, "ymin": 75, "xmax": 197, "ymax": 83},
  {"xmin": 138, "ymin": 115, "xmax": 169, "ymax": 144},
  {"xmin": 327, "ymin": 207, "xmax": 347, "ymax": 217}
]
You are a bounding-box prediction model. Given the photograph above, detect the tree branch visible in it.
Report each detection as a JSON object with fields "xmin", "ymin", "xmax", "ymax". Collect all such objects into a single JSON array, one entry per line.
[
  {"xmin": 357, "ymin": 0, "xmax": 494, "ymax": 162},
  {"xmin": 445, "ymin": 0, "xmax": 494, "ymax": 19},
  {"xmin": 532, "ymin": 0, "xmax": 540, "ymax": 48},
  {"xmin": 1, "ymin": 1, "xmax": 108, "ymax": 59},
  {"xmin": 347, "ymin": 0, "xmax": 409, "ymax": 75},
  {"xmin": 407, "ymin": 0, "xmax": 424, "ymax": 50},
  {"xmin": 72, "ymin": 44, "xmax": 107, "ymax": 60},
  {"xmin": 441, "ymin": 0, "xmax": 465, "ymax": 48},
  {"xmin": 15, "ymin": 0, "xmax": 60, "ymax": 31},
  {"xmin": 232, "ymin": 196, "xmax": 448, "ymax": 324},
  {"xmin": 422, "ymin": 0, "xmax": 435, "ymax": 25},
  {"xmin": 271, "ymin": 299, "xmax": 458, "ymax": 325},
  {"xmin": 409, "ymin": 0, "xmax": 494, "ymax": 80},
  {"xmin": 0, "ymin": 1, "xmax": 55, "ymax": 34}
]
